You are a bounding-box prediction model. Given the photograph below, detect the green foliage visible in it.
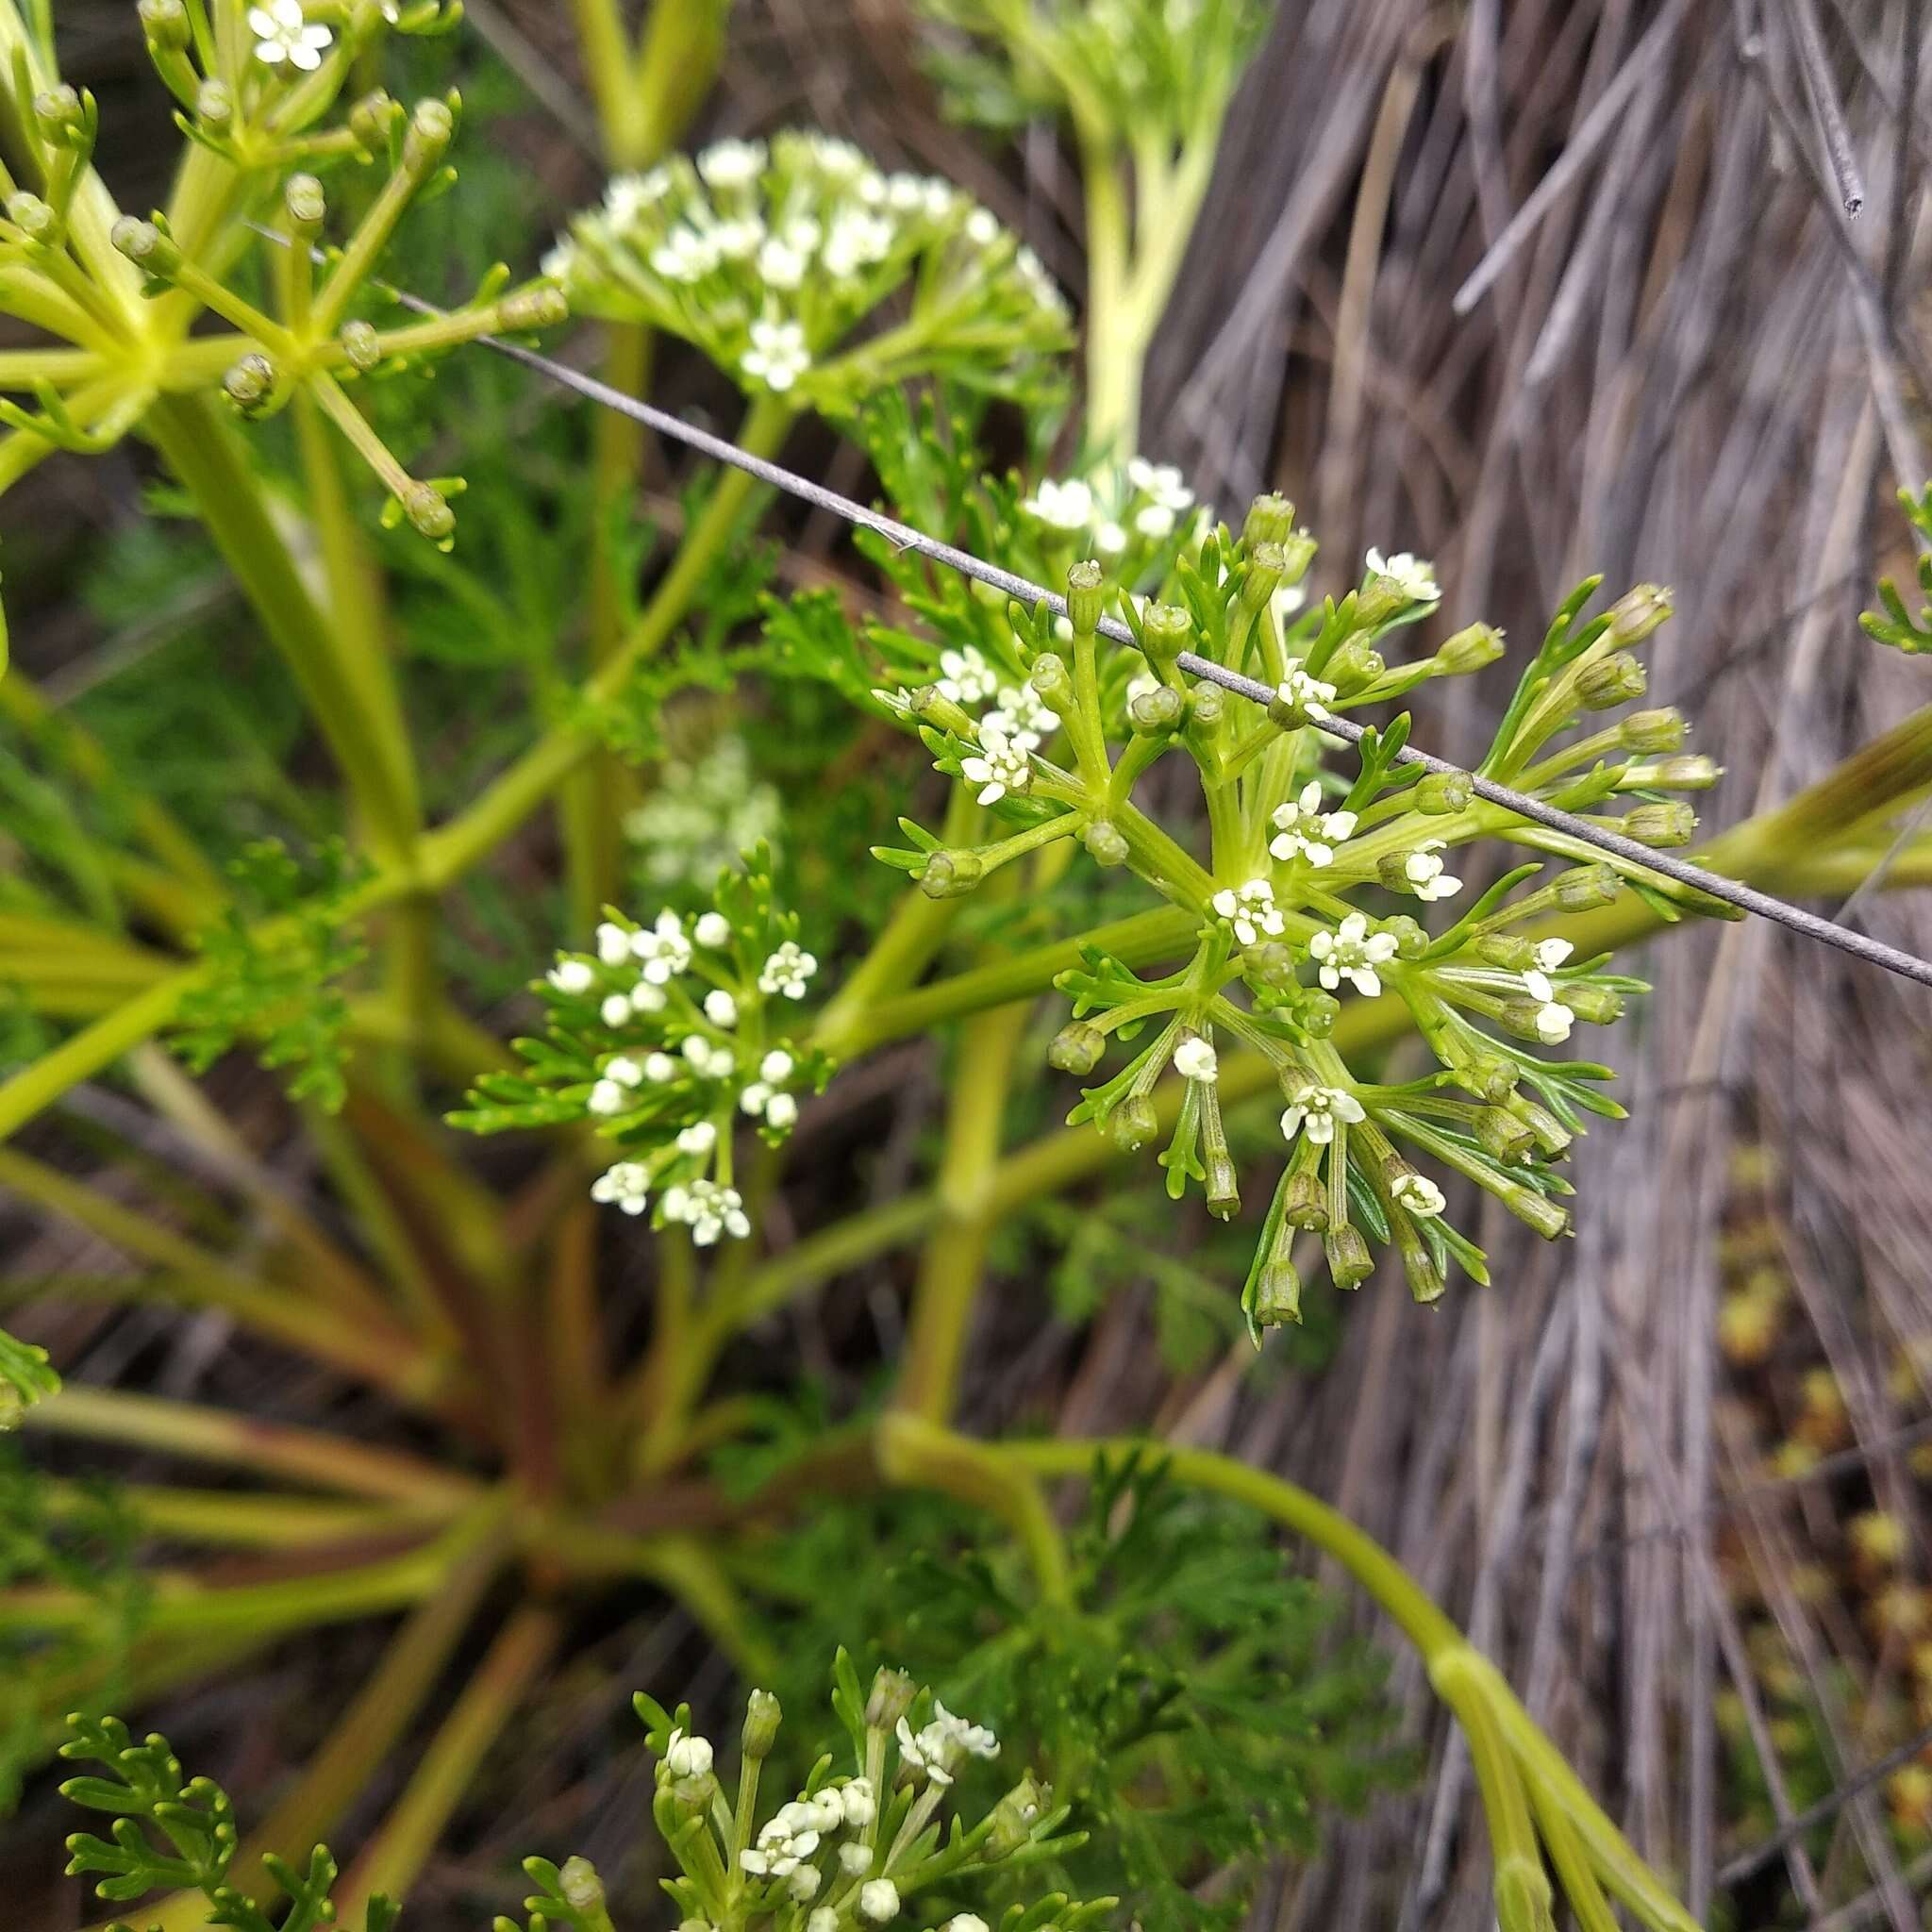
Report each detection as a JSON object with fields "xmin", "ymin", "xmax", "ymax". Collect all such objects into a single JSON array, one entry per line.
[
  {"xmin": 172, "ymin": 839, "xmax": 371, "ymax": 1110},
  {"xmin": 0, "ymin": 1327, "xmax": 59, "ymax": 1427},
  {"xmin": 1859, "ymin": 485, "xmax": 1932, "ymax": 656}
]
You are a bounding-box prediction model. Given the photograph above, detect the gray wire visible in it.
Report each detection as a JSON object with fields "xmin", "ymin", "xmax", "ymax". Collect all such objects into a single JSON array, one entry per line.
[{"xmin": 259, "ymin": 231, "xmax": 1932, "ymax": 991}]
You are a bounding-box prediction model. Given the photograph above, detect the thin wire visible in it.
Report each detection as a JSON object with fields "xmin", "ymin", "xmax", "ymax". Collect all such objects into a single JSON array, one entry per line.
[{"xmin": 257, "ymin": 228, "xmax": 1932, "ymax": 991}]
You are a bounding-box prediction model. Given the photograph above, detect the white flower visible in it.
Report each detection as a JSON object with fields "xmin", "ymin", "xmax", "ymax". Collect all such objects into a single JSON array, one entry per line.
[
  {"xmin": 605, "ymin": 1056, "xmax": 643, "ymax": 1088},
  {"xmin": 760, "ymin": 1048, "xmax": 795, "ymax": 1083},
  {"xmin": 662, "ymin": 1178, "xmax": 751, "ymax": 1245},
  {"xmin": 249, "ymin": 0, "xmax": 331, "ymax": 70},
  {"xmin": 839, "ymin": 1842, "xmax": 872, "ymax": 1875},
  {"xmin": 947, "ymin": 1919, "xmax": 991, "ymax": 1932},
  {"xmin": 1126, "ymin": 458, "xmax": 1194, "ymax": 513},
  {"xmin": 960, "ymin": 724, "xmax": 1031, "ymax": 806},
  {"xmin": 698, "ymin": 138, "xmax": 767, "ymax": 189},
  {"xmin": 664, "ymin": 1728, "xmax": 713, "ymax": 1778},
  {"xmin": 839, "ymin": 1777, "xmax": 875, "ymax": 1828},
  {"xmin": 790, "ymin": 1867, "xmax": 822, "ymax": 1903},
  {"xmin": 643, "ymin": 1051, "xmax": 678, "ymax": 1083},
  {"xmin": 1173, "ymin": 1034, "xmax": 1218, "ymax": 1083},
  {"xmin": 605, "ymin": 170, "xmax": 671, "ymax": 227},
  {"xmin": 1280, "ymin": 1083, "xmax": 1366, "ymax": 1146},
  {"xmin": 895, "ymin": 1714, "xmax": 951, "ymax": 1787},
  {"xmin": 859, "ymin": 1881, "xmax": 900, "ymax": 1924},
  {"xmin": 808, "ymin": 1912, "xmax": 839, "ymax": 1932},
  {"xmin": 1532, "ymin": 938, "xmax": 1574, "ymax": 972},
  {"xmin": 1365, "ymin": 546, "xmax": 1441, "ymax": 606},
  {"xmin": 965, "ymin": 206, "xmax": 1000, "ymax": 246},
  {"xmin": 823, "ymin": 208, "xmax": 894, "ymax": 277},
  {"xmin": 704, "ymin": 989, "xmax": 739, "ymax": 1027},
  {"xmin": 548, "ymin": 958, "xmax": 594, "ymax": 993},
  {"xmin": 1522, "ymin": 970, "xmax": 1573, "ymax": 1043},
  {"xmin": 1211, "ymin": 877, "xmax": 1286, "ymax": 947},
  {"xmin": 681, "ymin": 1035, "xmax": 736, "ymax": 1079},
  {"xmin": 600, "ymin": 993, "xmax": 632, "ymax": 1028},
  {"xmin": 630, "ymin": 981, "xmax": 668, "ymax": 1016},
  {"xmin": 936, "ymin": 644, "xmax": 1000, "ymax": 707},
  {"xmin": 590, "ymin": 1161, "xmax": 650, "ymax": 1215},
  {"xmin": 741, "ymin": 1798, "xmax": 821, "ymax": 1879},
  {"xmin": 651, "ymin": 226, "xmax": 722, "ymax": 282},
  {"xmin": 988, "ymin": 680, "xmax": 1060, "ymax": 751},
  {"xmin": 1307, "ymin": 911, "xmax": 1399, "ymax": 998},
  {"xmin": 1135, "ymin": 504, "xmax": 1176, "ymax": 541},
  {"xmin": 1391, "ymin": 1173, "xmax": 1446, "ymax": 1218},
  {"xmin": 596, "ymin": 921, "xmax": 632, "ymax": 965},
  {"xmin": 764, "ymin": 1091, "xmax": 798, "ymax": 1130},
  {"xmin": 739, "ymin": 1082, "xmax": 772, "ymax": 1115},
  {"xmin": 694, "ymin": 912, "xmax": 732, "ymax": 949},
  {"xmin": 587, "ymin": 1079, "xmax": 627, "ymax": 1116},
  {"xmin": 1276, "ymin": 668, "xmax": 1338, "ymax": 721},
  {"xmin": 713, "ymin": 216, "xmax": 765, "ymax": 261},
  {"xmin": 1022, "ymin": 477, "xmax": 1094, "ymax": 532},
  {"xmin": 742, "ymin": 317, "xmax": 810, "ymax": 393},
  {"xmin": 1402, "ymin": 842, "xmax": 1461, "ymax": 901},
  {"xmin": 676, "ymin": 1121, "xmax": 717, "ymax": 1157},
  {"xmin": 634, "ymin": 910, "xmax": 693, "ymax": 983},
  {"xmin": 758, "ymin": 238, "xmax": 808, "ymax": 289},
  {"xmin": 1094, "ymin": 519, "xmax": 1128, "ymax": 556},
  {"xmin": 1272, "ymin": 582, "xmax": 1308, "ymax": 628},
  {"xmin": 759, "ymin": 941, "xmax": 817, "ymax": 999},
  {"xmin": 1269, "ymin": 781, "xmax": 1358, "ymax": 867}
]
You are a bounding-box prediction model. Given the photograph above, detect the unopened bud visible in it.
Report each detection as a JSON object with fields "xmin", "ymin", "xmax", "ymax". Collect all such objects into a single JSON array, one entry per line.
[
  {"xmin": 1619, "ymin": 802, "xmax": 1695, "ymax": 848},
  {"xmin": 405, "ymin": 99, "xmax": 458, "ymax": 176},
  {"xmin": 1277, "ymin": 529, "xmax": 1318, "ymax": 584},
  {"xmin": 741, "ymin": 1689, "xmax": 781, "ymax": 1759},
  {"xmin": 1066, "ymin": 558, "xmax": 1104, "ymax": 634},
  {"xmin": 1239, "ymin": 542, "xmax": 1285, "ymax": 611},
  {"xmin": 1474, "ymin": 1108, "xmax": 1536, "ymax": 1163},
  {"xmin": 1242, "ymin": 941, "xmax": 1295, "ymax": 991},
  {"xmin": 405, "ymin": 483, "xmax": 455, "ymax": 542},
  {"xmin": 34, "ymin": 87, "xmax": 87, "ymax": 146},
  {"xmin": 559, "ymin": 1858, "xmax": 606, "ymax": 1914},
  {"xmin": 1414, "ymin": 770, "xmax": 1472, "ymax": 814},
  {"xmin": 138, "ymin": 0, "xmax": 192, "ymax": 51},
  {"xmin": 1297, "ymin": 989, "xmax": 1341, "ymax": 1037},
  {"xmin": 194, "ymin": 78, "xmax": 234, "ymax": 130},
  {"xmin": 1353, "ymin": 576, "xmax": 1411, "ymax": 629},
  {"xmin": 1554, "ymin": 863, "xmax": 1618, "ymax": 909},
  {"xmin": 1250, "ymin": 1255, "xmax": 1302, "ymax": 1327},
  {"xmin": 1436, "ymin": 622, "xmax": 1505, "ymax": 675},
  {"xmin": 1324, "ymin": 1224, "xmax": 1374, "ymax": 1290},
  {"xmin": 1242, "ymin": 494, "xmax": 1294, "ymax": 549},
  {"xmin": 1048, "ymin": 1022, "xmax": 1106, "ymax": 1075},
  {"xmin": 1027, "ymin": 652, "xmax": 1073, "ymax": 708},
  {"xmin": 284, "ymin": 174, "xmax": 325, "ymax": 233},
  {"xmin": 6, "ymin": 192, "xmax": 54, "ymax": 242},
  {"xmin": 110, "ymin": 214, "xmax": 179, "ymax": 275},
  {"xmin": 1474, "ymin": 933, "xmax": 1536, "ymax": 972},
  {"xmin": 1632, "ymin": 754, "xmax": 1720, "ymax": 791},
  {"xmin": 1205, "ymin": 1151, "xmax": 1240, "ymax": 1221},
  {"xmin": 341, "ymin": 320, "xmax": 382, "ymax": 369},
  {"xmin": 1380, "ymin": 914, "xmax": 1428, "ymax": 961},
  {"xmin": 1128, "ymin": 682, "xmax": 1183, "ymax": 735},
  {"xmin": 1324, "ymin": 640, "xmax": 1384, "ymax": 693},
  {"xmin": 1282, "ymin": 1166, "xmax": 1327, "ymax": 1231},
  {"xmin": 1081, "ymin": 819, "xmax": 1128, "ymax": 866},
  {"xmin": 1575, "ymin": 651, "xmax": 1646, "ymax": 708},
  {"xmin": 223, "ymin": 353, "xmax": 275, "ymax": 412},
  {"xmin": 1618, "ymin": 707, "xmax": 1686, "ymax": 754},
  {"xmin": 1109, "ymin": 1093, "xmax": 1158, "ymax": 1152},
  {"xmin": 984, "ymin": 1776, "xmax": 1048, "ymax": 1860},
  {"xmin": 865, "ymin": 1667, "xmax": 916, "ymax": 1730},
  {"xmin": 349, "ymin": 90, "xmax": 402, "ymax": 154},
  {"xmin": 1607, "ymin": 582, "xmax": 1673, "ymax": 647},
  {"xmin": 1140, "ymin": 602, "xmax": 1191, "ymax": 668},
  {"xmin": 1558, "ymin": 983, "xmax": 1624, "ymax": 1024},
  {"xmin": 1186, "ymin": 681, "xmax": 1224, "ymax": 730},
  {"xmin": 919, "ymin": 849, "xmax": 984, "ymax": 899}
]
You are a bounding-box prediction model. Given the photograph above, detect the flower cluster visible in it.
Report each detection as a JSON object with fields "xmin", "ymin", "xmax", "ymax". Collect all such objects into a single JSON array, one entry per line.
[
  {"xmin": 546, "ymin": 131, "xmax": 1071, "ymax": 420},
  {"xmin": 625, "ymin": 734, "xmax": 784, "ymax": 890},
  {"xmin": 635, "ymin": 1660, "xmax": 1100, "ymax": 1932},
  {"xmin": 449, "ymin": 854, "xmax": 831, "ymax": 1242},
  {"xmin": 850, "ymin": 468, "xmax": 1715, "ymax": 1327}
]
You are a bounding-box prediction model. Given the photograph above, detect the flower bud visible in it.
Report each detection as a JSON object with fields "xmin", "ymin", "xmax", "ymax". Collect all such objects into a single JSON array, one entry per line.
[
  {"xmin": 1632, "ymin": 754, "xmax": 1720, "ymax": 791},
  {"xmin": 1081, "ymin": 819, "xmax": 1128, "ymax": 866},
  {"xmin": 1205, "ymin": 1150, "xmax": 1240, "ymax": 1221},
  {"xmin": 1324, "ymin": 640, "xmax": 1383, "ymax": 693},
  {"xmin": 1186, "ymin": 681, "xmax": 1224, "ymax": 730},
  {"xmin": 1414, "ymin": 770, "xmax": 1472, "ymax": 814},
  {"xmin": 742, "ymin": 1689, "xmax": 781, "ymax": 1760},
  {"xmin": 1324, "ymin": 1224, "xmax": 1374, "ymax": 1290},
  {"xmin": 1282, "ymin": 1166, "xmax": 1328, "ymax": 1231},
  {"xmin": 1277, "ymin": 529, "xmax": 1318, "ymax": 583},
  {"xmin": 496, "ymin": 285, "xmax": 570, "ymax": 332},
  {"xmin": 138, "ymin": 0, "xmax": 192, "ymax": 51},
  {"xmin": 1474, "ymin": 933, "xmax": 1535, "ymax": 972},
  {"xmin": 905, "ymin": 684, "xmax": 974, "ymax": 735},
  {"xmin": 405, "ymin": 483, "xmax": 455, "ymax": 542},
  {"xmin": 1379, "ymin": 914, "xmax": 1428, "ymax": 960},
  {"xmin": 341, "ymin": 319, "xmax": 382, "ymax": 370},
  {"xmin": 1459, "ymin": 1054, "xmax": 1521, "ymax": 1104},
  {"xmin": 1242, "ymin": 941, "xmax": 1295, "ymax": 991},
  {"xmin": 223, "ymin": 353, "xmax": 275, "ymax": 413},
  {"xmin": 349, "ymin": 89, "xmax": 402, "ymax": 155},
  {"xmin": 1508, "ymin": 1098, "xmax": 1572, "ymax": 1158},
  {"xmin": 919, "ymin": 849, "xmax": 985, "ymax": 899},
  {"xmin": 1554, "ymin": 863, "xmax": 1618, "ymax": 909},
  {"xmin": 1557, "ymin": 983, "xmax": 1624, "ymax": 1024},
  {"xmin": 1618, "ymin": 707, "xmax": 1686, "ymax": 753},
  {"xmin": 1607, "ymin": 582, "xmax": 1673, "ymax": 647},
  {"xmin": 404, "ymin": 97, "xmax": 457, "ymax": 175},
  {"xmin": 1027, "ymin": 651, "xmax": 1074, "ymax": 709},
  {"xmin": 1242, "ymin": 494, "xmax": 1294, "ymax": 548},
  {"xmin": 6, "ymin": 192, "xmax": 54, "ymax": 242},
  {"xmin": 1474, "ymin": 1108, "xmax": 1536, "ymax": 1163},
  {"xmin": 278, "ymin": 180, "xmax": 324, "ymax": 247},
  {"xmin": 1048, "ymin": 1022, "xmax": 1106, "ymax": 1074},
  {"xmin": 1435, "ymin": 623, "xmax": 1505, "ymax": 674},
  {"xmin": 1297, "ymin": 989, "xmax": 1341, "ymax": 1037},
  {"xmin": 1239, "ymin": 542, "xmax": 1285, "ymax": 611},
  {"xmin": 1066, "ymin": 557, "xmax": 1105, "ymax": 634},
  {"xmin": 110, "ymin": 215, "xmax": 180, "ymax": 275},
  {"xmin": 1352, "ymin": 577, "xmax": 1411, "ymax": 629},
  {"xmin": 1140, "ymin": 602, "xmax": 1191, "ymax": 669},
  {"xmin": 984, "ymin": 1776, "xmax": 1049, "ymax": 1860},
  {"xmin": 559, "ymin": 1858, "xmax": 606, "ymax": 1914},
  {"xmin": 1250, "ymin": 1254, "xmax": 1302, "ymax": 1327},
  {"xmin": 1620, "ymin": 802, "xmax": 1695, "ymax": 848},
  {"xmin": 1128, "ymin": 682, "xmax": 1184, "ymax": 735},
  {"xmin": 194, "ymin": 78, "xmax": 234, "ymax": 131},
  {"xmin": 1109, "ymin": 1094, "xmax": 1158, "ymax": 1152},
  {"xmin": 865, "ymin": 1667, "xmax": 916, "ymax": 1730},
  {"xmin": 34, "ymin": 87, "xmax": 87, "ymax": 147},
  {"xmin": 1575, "ymin": 651, "xmax": 1646, "ymax": 708}
]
